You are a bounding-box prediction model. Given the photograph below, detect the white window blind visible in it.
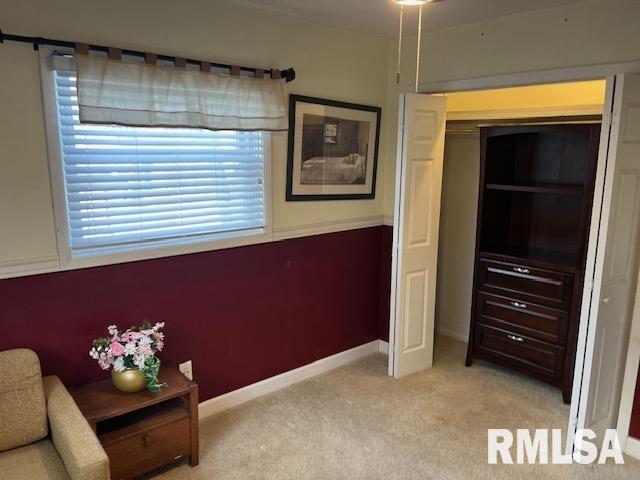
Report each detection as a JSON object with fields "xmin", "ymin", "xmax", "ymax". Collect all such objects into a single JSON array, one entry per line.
[{"xmin": 53, "ymin": 70, "xmax": 266, "ymax": 253}]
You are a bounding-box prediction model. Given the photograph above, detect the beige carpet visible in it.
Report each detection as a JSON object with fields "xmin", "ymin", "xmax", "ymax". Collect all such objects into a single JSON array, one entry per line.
[{"xmin": 152, "ymin": 336, "xmax": 640, "ymax": 479}]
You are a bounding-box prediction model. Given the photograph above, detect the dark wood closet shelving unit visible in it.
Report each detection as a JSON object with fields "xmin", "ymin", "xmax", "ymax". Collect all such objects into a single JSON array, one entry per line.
[{"xmin": 465, "ymin": 124, "xmax": 600, "ymax": 404}]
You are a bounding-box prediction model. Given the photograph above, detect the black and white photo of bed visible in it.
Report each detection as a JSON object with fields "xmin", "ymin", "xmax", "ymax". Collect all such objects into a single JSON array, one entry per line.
[
  {"xmin": 300, "ymin": 114, "xmax": 369, "ymax": 185},
  {"xmin": 287, "ymin": 95, "xmax": 381, "ymax": 201}
]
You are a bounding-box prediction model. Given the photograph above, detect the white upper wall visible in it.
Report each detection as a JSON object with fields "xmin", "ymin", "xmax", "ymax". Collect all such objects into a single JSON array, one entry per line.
[
  {"xmin": 1, "ymin": 0, "xmax": 639, "ymax": 267},
  {"xmin": 0, "ymin": 44, "xmax": 57, "ymax": 264},
  {"xmin": 419, "ymin": 0, "xmax": 640, "ymax": 85},
  {"xmin": 0, "ymin": 0, "xmax": 391, "ymax": 266}
]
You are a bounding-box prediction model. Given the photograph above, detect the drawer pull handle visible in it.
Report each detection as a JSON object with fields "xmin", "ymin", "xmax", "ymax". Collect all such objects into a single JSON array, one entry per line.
[
  {"xmin": 510, "ymin": 301, "xmax": 528, "ymax": 309},
  {"xmin": 513, "ymin": 267, "xmax": 530, "ymax": 274},
  {"xmin": 507, "ymin": 334, "xmax": 525, "ymax": 343}
]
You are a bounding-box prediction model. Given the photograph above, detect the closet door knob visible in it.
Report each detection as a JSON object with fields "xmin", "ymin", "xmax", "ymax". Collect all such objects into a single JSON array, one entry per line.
[
  {"xmin": 513, "ymin": 267, "xmax": 530, "ymax": 274},
  {"xmin": 507, "ymin": 334, "xmax": 525, "ymax": 343},
  {"xmin": 510, "ymin": 301, "xmax": 528, "ymax": 309},
  {"xmin": 602, "ymin": 297, "xmax": 610, "ymax": 304}
]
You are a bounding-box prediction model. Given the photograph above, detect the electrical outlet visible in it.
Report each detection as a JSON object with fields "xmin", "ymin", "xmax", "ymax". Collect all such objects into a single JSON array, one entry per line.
[{"xmin": 179, "ymin": 360, "xmax": 193, "ymax": 380}]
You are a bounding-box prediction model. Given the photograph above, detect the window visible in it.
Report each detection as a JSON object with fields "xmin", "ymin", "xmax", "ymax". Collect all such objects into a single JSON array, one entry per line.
[
  {"xmin": 324, "ymin": 122, "xmax": 338, "ymax": 144},
  {"xmin": 47, "ymin": 69, "xmax": 269, "ymax": 264}
]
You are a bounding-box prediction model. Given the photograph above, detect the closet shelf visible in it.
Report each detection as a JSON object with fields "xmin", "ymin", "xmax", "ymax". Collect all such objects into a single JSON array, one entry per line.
[{"xmin": 485, "ymin": 183, "xmax": 584, "ymax": 195}]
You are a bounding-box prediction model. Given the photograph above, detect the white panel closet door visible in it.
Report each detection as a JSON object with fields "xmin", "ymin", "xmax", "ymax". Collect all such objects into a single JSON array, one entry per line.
[
  {"xmin": 390, "ymin": 93, "xmax": 447, "ymax": 378},
  {"xmin": 578, "ymin": 73, "xmax": 640, "ymax": 441}
]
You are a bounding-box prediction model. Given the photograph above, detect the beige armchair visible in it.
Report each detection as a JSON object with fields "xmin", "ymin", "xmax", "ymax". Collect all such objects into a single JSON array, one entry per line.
[{"xmin": 0, "ymin": 349, "xmax": 109, "ymax": 480}]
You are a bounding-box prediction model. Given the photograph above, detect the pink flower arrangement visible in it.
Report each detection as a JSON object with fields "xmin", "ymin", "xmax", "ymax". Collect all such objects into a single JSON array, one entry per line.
[
  {"xmin": 90, "ymin": 321, "xmax": 166, "ymax": 393},
  {"xmin": 109, "ymin": 341, "xmax": 125, "ymax": 357}
]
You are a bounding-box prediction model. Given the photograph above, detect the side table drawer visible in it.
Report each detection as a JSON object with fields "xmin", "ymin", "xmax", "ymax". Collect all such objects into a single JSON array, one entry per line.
[{"xmin": 105, "ymin": 417, "xmax": 190, "ymax": 480}]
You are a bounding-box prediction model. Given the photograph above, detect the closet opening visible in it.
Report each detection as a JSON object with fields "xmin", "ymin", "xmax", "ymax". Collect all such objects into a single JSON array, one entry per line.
[
  {"xmin": 433, "ymin": 80, "xmax": 607, "ymax": 430},
  {"xmin": 392, "ymin": 72, "xmax": 640, "ymax": 455}
]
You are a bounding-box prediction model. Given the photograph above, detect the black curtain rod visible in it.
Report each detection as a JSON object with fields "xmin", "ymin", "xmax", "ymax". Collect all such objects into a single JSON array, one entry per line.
[{"xmin": 0, "ymin": 30, "xmax": 296, "ymax": 83}]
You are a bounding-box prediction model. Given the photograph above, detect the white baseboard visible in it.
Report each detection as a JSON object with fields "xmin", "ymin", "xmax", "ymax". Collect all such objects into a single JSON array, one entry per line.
[
  {"xmin": 626, "ymin": 437, "xmax": 640, "ymax": 460},
  {"xmin": 198, "ymin": 340, "xmax": 380, "ymax": 419},
  {"xmin": 378, "ymin": 340, "xmax": 389, "ymax": 355},
  {"xmin": 436, "ymin": 327, "xmax": 469, "ymax": 344}
]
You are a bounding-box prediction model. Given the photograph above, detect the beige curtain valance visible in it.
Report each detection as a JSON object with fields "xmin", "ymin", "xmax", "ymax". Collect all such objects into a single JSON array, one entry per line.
[{"xmin": 74, "ymin": 54, "xmax": 288, "ymax": 131}]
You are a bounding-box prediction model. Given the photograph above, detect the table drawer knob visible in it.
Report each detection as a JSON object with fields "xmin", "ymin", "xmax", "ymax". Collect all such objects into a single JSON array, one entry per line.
[
  {"xmin": 513, "ymin": 267, "xmax": 530, "ymax": 274},
  {"xmin": 143, "ymin": 434, "xmax": 152, "ymax": 446},
  {"xmin": 507, "ymin": 334, "xmax": 525, "ymax": 343}
]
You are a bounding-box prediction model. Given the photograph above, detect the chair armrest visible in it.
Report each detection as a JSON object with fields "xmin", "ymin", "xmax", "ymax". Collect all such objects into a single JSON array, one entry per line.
[{"xmin": 43, "ymin": 375, "xmax": 110, "ymax": 480}]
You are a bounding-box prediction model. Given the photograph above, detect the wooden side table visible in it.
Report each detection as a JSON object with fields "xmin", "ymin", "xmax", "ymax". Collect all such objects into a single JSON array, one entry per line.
[{"xmin": 70, "ymin": 366, "xmax": 198, "ymax": 480}]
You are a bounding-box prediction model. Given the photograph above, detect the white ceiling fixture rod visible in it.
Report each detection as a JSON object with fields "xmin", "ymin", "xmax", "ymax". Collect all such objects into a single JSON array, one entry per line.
[
  {"xmin": 394, "ymin": 0, "xmax": 431, "ymax": 90},
  {"xmin": 396, "ymin": 5, "xmax": 404, "ymax": 85},
  {"xmin": 415, "ymin": 4, "xmax": 423, "ymax": 93}
]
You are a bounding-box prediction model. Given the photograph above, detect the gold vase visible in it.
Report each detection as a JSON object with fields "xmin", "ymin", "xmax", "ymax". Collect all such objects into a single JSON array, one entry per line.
[{"xmin": 111, "ymin": 368, "xmax": 146, "ymax": 393}]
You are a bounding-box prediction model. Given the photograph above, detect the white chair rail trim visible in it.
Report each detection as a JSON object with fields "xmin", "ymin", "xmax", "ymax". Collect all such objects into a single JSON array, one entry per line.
[{"xmin": 0, "ymin": 216, "xmax": 389, "ymax": 280}]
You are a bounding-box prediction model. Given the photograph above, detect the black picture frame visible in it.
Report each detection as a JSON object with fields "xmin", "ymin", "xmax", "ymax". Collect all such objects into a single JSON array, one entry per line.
[{"xmin": 286, "ymin": 95, "xmax": 381, "ymax": 201}]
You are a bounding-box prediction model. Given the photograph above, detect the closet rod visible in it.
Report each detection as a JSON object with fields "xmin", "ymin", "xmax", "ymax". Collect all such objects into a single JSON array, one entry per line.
[
  {"xmin": 446, "ymin": 114, "xmax": 603, "ymax": 133},
  {"xmin": 0, "ymin": 29, "xmax": 296, "ymax": 82}
]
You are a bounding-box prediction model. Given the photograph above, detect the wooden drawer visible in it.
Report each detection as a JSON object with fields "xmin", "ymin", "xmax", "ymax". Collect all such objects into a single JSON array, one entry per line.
[
  {"xmin": 474, "ymin": 324, "xmax": 565, "ymax": 381},
  {"xmin": 477, "ymin": 258, "xmax": 573, "ymax": 308},
  {"xmin": 476, "ymin": 292, "xmax": 568, "ymax": 345},
  {"xmin": 105, "ymin": 417, "xmax": 190, "ymax": 480}
]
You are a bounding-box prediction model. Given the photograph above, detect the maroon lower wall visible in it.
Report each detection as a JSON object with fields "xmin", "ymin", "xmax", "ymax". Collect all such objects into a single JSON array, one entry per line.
[
  {"xmin": 5, "ymin": 221, "xmax": 638, "ymax": 431},
  {"xmin": 0, "ymin": 226, "xmax": 388, "ymax": 402},
  {"xmin": 378, "ymin": 226, "xmax": 392, "ymax": 342}
]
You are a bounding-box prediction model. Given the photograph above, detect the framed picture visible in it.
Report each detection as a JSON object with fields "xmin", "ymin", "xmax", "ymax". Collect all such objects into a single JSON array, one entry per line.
[{"xmin": 286, "ymin": 95, "xmax": 381, "ymax": 201}]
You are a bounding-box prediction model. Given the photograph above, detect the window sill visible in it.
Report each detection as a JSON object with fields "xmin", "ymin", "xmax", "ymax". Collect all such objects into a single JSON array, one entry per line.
[{"xmin": 59, "ymin": 228, "xmax": 271, "ymax": 272}]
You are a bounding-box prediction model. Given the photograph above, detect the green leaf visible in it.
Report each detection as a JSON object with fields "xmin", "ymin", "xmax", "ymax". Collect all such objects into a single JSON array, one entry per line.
[{"xmin": 139, "ymin": 356, "xmax": 167, "ymax": 394}]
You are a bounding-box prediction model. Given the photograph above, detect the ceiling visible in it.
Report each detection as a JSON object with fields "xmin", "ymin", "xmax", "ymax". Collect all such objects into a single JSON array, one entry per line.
[{"xmin": 224, "ymin": 0, "xmax": 584, "ymax": 38}]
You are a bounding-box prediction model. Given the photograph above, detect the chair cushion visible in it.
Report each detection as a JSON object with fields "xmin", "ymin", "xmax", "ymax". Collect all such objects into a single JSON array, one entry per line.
[
  {"xmin": 0, "ymin": 439, "xmax": 70, "ymax": 479},
  {"xmin": 0, "ymin": 349, "xmax": 48, "ymax": 452}
]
